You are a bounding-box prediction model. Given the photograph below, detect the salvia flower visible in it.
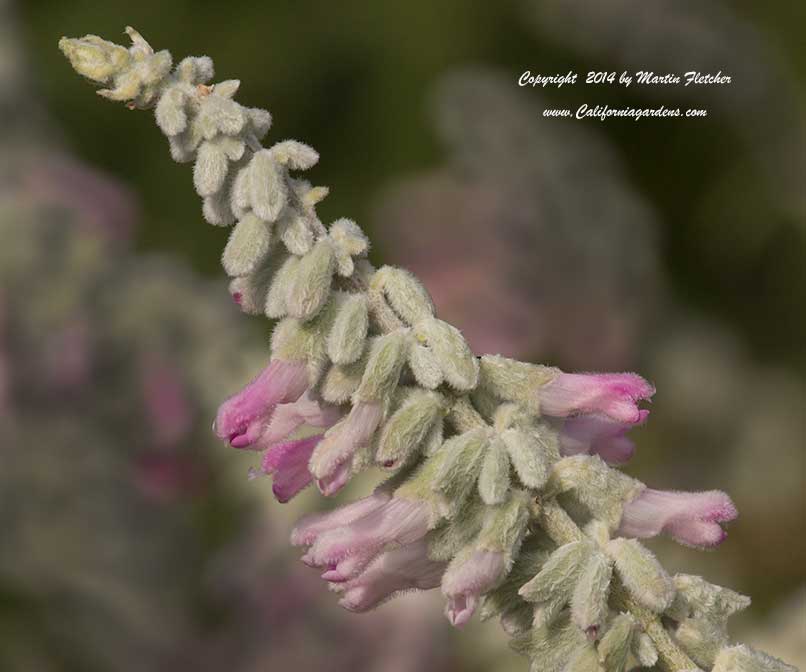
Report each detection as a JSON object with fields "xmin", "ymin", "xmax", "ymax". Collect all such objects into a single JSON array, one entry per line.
[
  {"xmin": 61, "ymin": 28, "xmax": 795, "ymax": 672},
  {"xmin": 259, "ymin": 434, "xmax": 323, "ymax": 503},
  {"xmin": 559, "ymin": 410, "xmax": 649, "ymax": 465},
  {"xmin": 258, "ymin": 390, "xmax": 343, "ymax": 447},
  {"xmin": 299, "ymin": 497, "xmax": 431, "ymax": 582},
  {"xmin": 309, "ymin": 401, "xmax": 383, "ymax": 495},
  {"xmin": 442, "ymin": 549, "xmax": 506, "ymax": 627},
  {"xmin": 214, "ymin": 358, "xmax": 308, "ymax": 448},
  {"xmin": 618, "ymin": 488, "xmax": 738, "ymax": 548},
  {"xmin": 334, "ymin": 539, "xmax": 446, "ymax": 612},
  {"xmin": 290, "ymin": 489, "xmax": 392, "ymax": 547},
  {"xmin": 539, "ymin": 372, "xmax": 654, "ymax": 423}
]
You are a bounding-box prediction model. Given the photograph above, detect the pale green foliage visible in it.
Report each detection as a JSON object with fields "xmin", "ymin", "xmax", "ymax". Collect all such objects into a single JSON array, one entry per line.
[
  {"xmin": 60, "ymin": 28, "xmax": 795, "ymax": 672},
  {"xmin": 414, "ymin": 317, "xmax": 479, "ymax": 391},
  {"xmin": 597, "ymin": 613, "xmax": 636, "ymax": 672},
  {"xmin": 327, "ymin": 293, "xmax": 369, "ymax": 365},
  {"xmin": 606, "ymin": 538, "xmax": 674, "ymax": 613},
  {"xmin": 354, "ymin": 329, "xmax": 409, "ymax": 403},
  {"xmin": 713, "ymin": 645, "xmax": 797, "ymax": 672},
  {"xmin": 286, "ymin": 239, "xmax": 336, "ymax": 320},
  {"xmin": 376, "ymin": 390, "xmax": 446, "ymax": 469},
  {"xmin": 478, "ymin": 436, "xmax": 511, "ymax": 506},
  {"xmin": 222, "ymin": 212, "xmax": 273, "ymax": 277},
  {"xmin": 571, "ymin": 551, "xmax": 613, "ymax": 633},
  {"xmin": 550, "ymin": 455, "xmax": 643, "ymax": 531},
  {"xmin": 479, "ymin": 354, "xmax": 558, "ymax": 412},
  {"xmin": 372, "ymin": 266, "xmax": 435, "ymax": 324}
]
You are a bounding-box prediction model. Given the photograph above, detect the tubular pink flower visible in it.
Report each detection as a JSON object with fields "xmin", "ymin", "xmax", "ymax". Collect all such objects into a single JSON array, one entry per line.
[
  {"xmin": 539, "ymin": 372, "xmax": 654, "ymax": 423},
  {"xmin": 300, "ymin": 497, "xmax": 431, "ymax": 581},
  {"xmin": 290, "ymin": 489, "xmax": 392, "ymax": 547},
  {"xmin": 334, "ymin": 540, "xmax": 446, "ymax": 612},
  {"xmin": 559, "ymin": 410, "xmax": 649, "ymax": 465},
  {"xmin": 618, "ymin": 488, "xmax": 738, "ymax": 549},
  {"xmin": 442, "ymin": 549, "xmax": 506, "ymax": 627},
  {"xmin": 259, "ymin": 390, "xmax": 343, "ymax": 447},
  {"xmin": 213, "ymin": 358, "xmax": 308, "ymax": 449},
  {"xmin": 260, "ymin": 434, "xmax": 323, "ymax": 503},
  {"xmin": 309, "ymin": 401, "xmax": 383, "ymax": 495}
]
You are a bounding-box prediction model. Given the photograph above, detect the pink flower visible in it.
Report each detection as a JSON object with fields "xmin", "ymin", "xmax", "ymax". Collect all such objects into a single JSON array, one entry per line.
[
  {"xmin": 309, "ymin": 401, "xmax": 383, "ymax": 495},
  {"xmin": 539, "ymin": 372, "xmax": 654, "ymax": 423},
  {"xmin": 260, "ymin": 434, "xmax": 323, "ymax": 503},
  {"xmin": 618, "ymin": 488, "xmax": 738, "ymax": 548},
  {"xmin": 299, "ymin": 497, "xmax": 431, "ymax": 581},
  {"xmin": 442, "ymin": 549, "xmax": 506, "ymax": 627},
  {"xmin": 559, "ymin": 410, "xmax": 649, "ymax": 465},
  {"xmin": 290, "ymin": 490, "xmax": 392, "ymax": 547},
  {"xmin": 214, "ymin": 358, "xmax": 308, "ymax": 449},
  {"xmin": 334, "ymin": 540, "xmax": 446, "ymax": 612},
  {"xmin": 258, "ymin": 391, "xmax": 343, "ymax": 447}
]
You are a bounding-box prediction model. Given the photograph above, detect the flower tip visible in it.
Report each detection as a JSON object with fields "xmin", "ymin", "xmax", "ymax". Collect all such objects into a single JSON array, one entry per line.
[
  {"xmin": 229, "ymin": 432, "xmax": 252, "ymax": 448},
  {"xmin": 321, "ymin": 569, "xmax": 349, "ymax": 583}
]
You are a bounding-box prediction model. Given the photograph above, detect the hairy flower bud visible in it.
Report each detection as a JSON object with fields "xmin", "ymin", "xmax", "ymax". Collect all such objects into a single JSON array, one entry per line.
[
  {"xmin": 478, "ymin": 436, "xmax": 511, "ymax": 506},
  {"xmin": 372, "ymin": 265, "xmax": 435, "ymax": 325},
  {"xmin": 376, "ymin": 390, "xmax": 446, "ymax": 470},
  {"xmin": 267, "ymin": 140, "xmax": 319, "ymax": 170},
  {"xmin": 222, "ymin": 213, "xmax": 273, "ymax": 277},
  {"xmin": 248, "ymin": 149, "xmax": 288, "ymax": 222},
  {"xmin": 326, "ymin": 293, "xmax": 369, "ymax": 365},
  {"xmin": 597, "ymin": 613, "xmax": 635, "ymax": 672},
  {"xmin": 606, "ymin": 538, "xmax": 674, "ymax": 612},
  {"xmin": 501, "ymin": 426, "xmax": 556, "ymax": 490},
  {"xmin": 414, "ymin": 317, "xmax": 478, "ymax": 391},
  {"xmin": 286, "ymin": 239, "xmax": 336, "ymax": 321}
]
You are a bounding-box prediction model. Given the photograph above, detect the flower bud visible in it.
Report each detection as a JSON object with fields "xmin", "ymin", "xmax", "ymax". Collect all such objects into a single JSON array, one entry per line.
[
  {"xmin": 570, "ymin": 551, "xmax": 613, "ymax": 636},
  {"xmin": 478, "ymin": 436, "xmax": 511, "ymax": 506},
  {"xmin": 519, "ymin": 540, "xmax": 593, "ymax": 625},
  {"xmin": 372, "ymin": 266, "xmax": 434, "ymax": 325},
  {"xmin": 267, "ymin": 140, "xmax": 319, "ymax": 171},
  {"xmin": 606, "ymin": 538, "xmax": 674, "ymax": 613},
  {"xmin": 277, "ymin": 210, "xmax": 315, "ymax": 255},
  {"xmin": 59, "ymin": 34, "xmax": 132, "ymax": 83},
  {"xmin": 549, "ymin": 455, "xmax": 643, "ymax": 531},
  {"xmin": 408, "ymin": 342, "xmax": 443, "ymax": 389},
  {"xmin": 222, "ymin": 213, "xmax": 273, "ymax": 277},
  {"xmin": 597, "ymin": 613, "xmax": 635, "ymax": 672},
  {"xmin": 155, "ymin": 85, "xmax": 190, "ymax": 136},
  {"xmin": 286, "ymin": 239, "xmax": 336, "ymax": 321},
  {"xmin": 329, "ymin": 218, "xmax": 369, "ymax": 276},
  {"xmin": 248, "ymin": 149, "xmax": 288, "ymax": 222},
  {"xmin": 376, "ymin": 390, "xmax": 446, "ymax": 470},
  {"xmin": 501, "ymin": 427, "xmax": 556, "ymax": 490},
  {"xmin": 320, "ymin": 355, "xmax": 368, "ymax": 405},
  {"xmin": 265, "ymin": 256, "xmax": 300, "ymax": 319},
  {"xmin": 479, "ymin": 354, "xmax": 557, "ymax": 412},
  {"xmin": 432, "ymin": 429, "xmax": 488, "ymax": 517},
  {"xmin": 327, "ymin": 293, "xmax": 368, "ymax": 365},
  {"xmin": 414, "ymin": 317, "xmax": 478, "ymax": 391},
  {"xmin": 354, "ymin": 329, "xmax": 409, "ymax": 404}
]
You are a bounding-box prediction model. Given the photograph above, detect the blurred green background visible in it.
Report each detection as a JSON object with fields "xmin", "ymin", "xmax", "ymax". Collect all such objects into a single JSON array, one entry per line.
[{"xmin": 3, "ymin": 0, "xmax": 805, "ymax": 670}]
